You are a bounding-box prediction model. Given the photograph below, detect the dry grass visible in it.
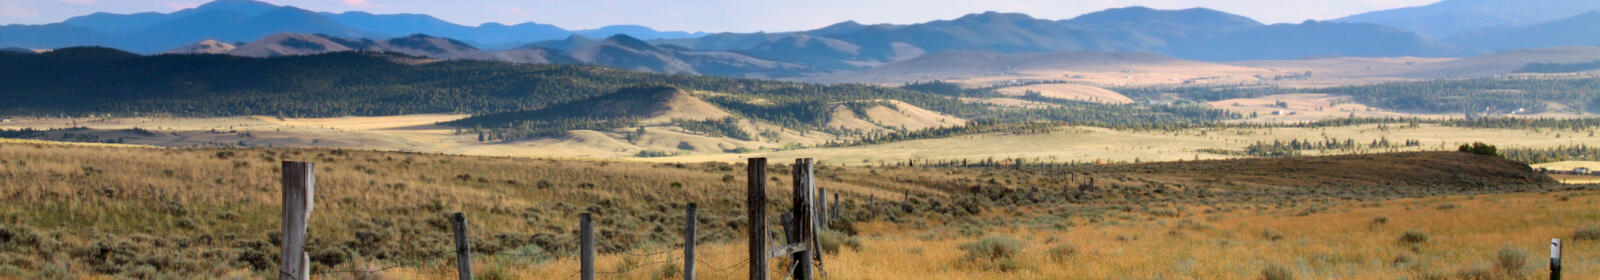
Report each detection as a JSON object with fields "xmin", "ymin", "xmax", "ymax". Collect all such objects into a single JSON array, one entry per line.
[{"xmin": 0, "ymin": 140, "xmax": 1590, "ymax": 279}]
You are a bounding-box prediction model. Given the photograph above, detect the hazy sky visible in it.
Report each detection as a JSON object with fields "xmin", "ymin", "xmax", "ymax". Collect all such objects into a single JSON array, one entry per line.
[{"xmin": 2, "ymin": 0, "xmax": 1442, "ymax": 32}]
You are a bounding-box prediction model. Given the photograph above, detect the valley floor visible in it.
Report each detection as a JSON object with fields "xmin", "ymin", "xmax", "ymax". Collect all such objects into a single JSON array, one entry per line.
[{"xmin": 3, "ymin": 113, "xmax": 1597, "ymax": 167}]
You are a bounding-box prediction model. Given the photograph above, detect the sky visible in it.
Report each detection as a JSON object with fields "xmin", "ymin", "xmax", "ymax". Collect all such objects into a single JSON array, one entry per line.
[{"xmin": 1, "ymin": 0, "xmax": 1443, "ymax": 32}]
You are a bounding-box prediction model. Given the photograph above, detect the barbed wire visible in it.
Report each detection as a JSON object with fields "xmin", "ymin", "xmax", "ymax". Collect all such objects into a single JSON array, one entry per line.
[{"xmin": 313, "ymin": 252, "xmax": 448, "ymax": 276}]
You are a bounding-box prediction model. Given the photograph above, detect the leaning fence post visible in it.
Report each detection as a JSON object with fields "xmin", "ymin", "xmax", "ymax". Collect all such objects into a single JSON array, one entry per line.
[
  {"xmin": 685, "ymin": 203, "xmax": 698, "ymax": 280},
  {"xmin": 280, "ymin": 161, "xmax": 314, "ymax": 280},
  {"xmin": 747, "ymin": 158, "xmax": 769, "ymax": 280},
  {"xmin": 581, "ymin": 213, "xmax": 595, "ymax": 280},
  {"xmin": 452, "ymin": 212, "xmax": 472, "ymax": 280},
  {"xmin": 1552, "ymin": 238, "xmax": 1562, "ymax": 280}
]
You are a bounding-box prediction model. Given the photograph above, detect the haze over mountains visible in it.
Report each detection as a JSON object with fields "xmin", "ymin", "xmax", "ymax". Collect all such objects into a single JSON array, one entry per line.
[{"xmin": 2, "ymin": 0, "xmax": 1597, "ymax": 78}]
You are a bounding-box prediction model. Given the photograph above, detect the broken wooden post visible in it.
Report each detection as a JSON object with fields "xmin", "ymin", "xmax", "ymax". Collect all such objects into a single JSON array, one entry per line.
[
  {"xmin": 452, "ymin": 212, "xmax": 472, "ymax": 280},
  {"xmin": 685, "ymin": 203, "xmax": 697, "ymax": 280},
  {"xmin": 280, "ymin": 161, "xmax": 314, "ymax": 280},
  {"xmin": 581, "ymin": 213, "xmax": 595, "ymax": 280},
  {"xmin": 747, "ymin": 158, "xmax": 768, "ymax": 280},
  {"xmin": 791, "ymin": 158, "xmax": 815, "ymax": 280}
]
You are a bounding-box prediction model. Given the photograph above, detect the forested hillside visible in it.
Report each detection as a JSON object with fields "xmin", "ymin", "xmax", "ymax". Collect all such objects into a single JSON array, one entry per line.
[
  {"xmin": 1, "ymin": 48, "xmax": 1241, "ymax": 143},
  {"xmin": 1111, "ymin": 77, "xmax": 1600, "ymax": 114}
]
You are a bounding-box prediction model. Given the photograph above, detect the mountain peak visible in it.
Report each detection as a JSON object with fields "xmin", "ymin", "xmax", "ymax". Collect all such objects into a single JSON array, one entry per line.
[
  {"xmin": 955, "ymin": 11, "xmax": 1036, "ymax": 22},
  {"xmin": 604, "ymin": 34, "xmax": 657, "ymax": 50},
  {"xmin": 192, "ymin": 0, "xmax": 280, "ymax": 16}
]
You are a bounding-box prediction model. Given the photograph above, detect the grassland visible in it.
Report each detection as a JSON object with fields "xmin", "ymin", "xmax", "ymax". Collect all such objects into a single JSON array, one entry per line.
[{"xmin": 0, "ymin": 139, "xmax": 1593, "ymax": 279}]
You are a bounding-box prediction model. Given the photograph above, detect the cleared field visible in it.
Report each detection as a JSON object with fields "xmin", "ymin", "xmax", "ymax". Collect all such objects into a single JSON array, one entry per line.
[
  {"xmin": 743, "ymin": 123, "xmax": 1598, "ymax": 166},
  {"xmin": 996, "ymin": 84, "xmax": 1134, "ymax": 104}
]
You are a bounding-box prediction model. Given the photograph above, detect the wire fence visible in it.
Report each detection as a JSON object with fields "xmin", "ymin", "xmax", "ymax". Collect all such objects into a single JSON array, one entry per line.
[{"xmin": 304, "ymin": 228, "xmax": 768, "ymax": 279}]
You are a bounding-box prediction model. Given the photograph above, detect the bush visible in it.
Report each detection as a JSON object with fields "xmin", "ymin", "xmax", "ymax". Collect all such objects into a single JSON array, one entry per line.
[
  {"xmin": 958, "ymin": 236, "xmax": 1023, "ymax": 272},
  {"xmin": 1494, "ymin": 247, "xmax": 1526, "ymax": 275},
  {"xmin": 1458, "ymin": 142, "xmax": 1499, "ymax": 157},
  {"xmin": 1046, "ymin": 245, "xmax": 1079, "ymax": 263},
  {"xmin": 818, "ymin": 230, "xmax": 861, "ymax": 255},
  {"xmin": 1399, "ymin": 229, "xmax": 1430, "ymax": 245},
  {"xmin": 1452, "ymin": 264, "xmax": 1495, "ymax": 280},
  {"xmin": 1261, "ymin": 263, "xmax": 1295, "ymax": 280},
  {"xmin": 1574, "ymin": 225, "xmax": 1600, "ymax": 240},
  {"xmin": 1261, "ymin": 229, "xmax": 1285, "ymax": 241}
]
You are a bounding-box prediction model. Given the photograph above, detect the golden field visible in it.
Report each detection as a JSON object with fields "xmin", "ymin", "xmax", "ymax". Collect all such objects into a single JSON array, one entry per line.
[{"xmin": 0, "ymin": 139, "xmax": 1593, "ymax": 279}]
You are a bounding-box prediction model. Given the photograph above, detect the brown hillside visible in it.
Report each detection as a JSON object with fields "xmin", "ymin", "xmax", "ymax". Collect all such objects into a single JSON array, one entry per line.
[{"xmin": 1096, "ymin": 151, "xmax": 1553, "ymax": 188}]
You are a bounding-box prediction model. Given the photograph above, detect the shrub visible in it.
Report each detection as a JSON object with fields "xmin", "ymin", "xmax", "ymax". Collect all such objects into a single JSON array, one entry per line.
[
  {"xmin": 1399, "ymin": 229, "xmax": 1430, "ymax": 245},
  {"xmin": 1261, "ymin": 229, "xmax": 1285, "ymax": 241},
  {"xmin": 1574, "ymin": 225, "xmax": 1600, "ymax": 240},
  {"xmin": 818, "ymin": 230, "xmax": 861, "ymax": 255},
  {"xmin": 1458, "ymin": 142, "xmax": 1500, "ymax": 157},
  {"xmin": 958, "ymin": 236, "xmax": 1023, "ymax": 272},
  {"xmin": 1046, "ymin": 245, "xmax": 1079, "ymax": 263},
  {"xmin": 651, "ymin": 262, "xmax": 683, "ymax": 280},
  {"xmin": 1452, "ymin": 264, "xmax": 1495, "ymax": 280},
  {"xmin": 1370, "ymin": 215, "xmax": 1389, "ymax": 227},
  {"xmin": 1261, "ymin": 263, "xmax": 1295, "ymax": 280},
  {"xmin": 1494, "ymin": 247, "xmax": 1526, "ymax": 275}
]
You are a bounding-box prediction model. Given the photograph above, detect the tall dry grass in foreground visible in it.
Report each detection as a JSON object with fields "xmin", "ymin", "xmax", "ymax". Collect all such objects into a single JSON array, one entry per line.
[{"xmin": 0, "ymin": 139, "xmax": 1593, "ymax": 279}]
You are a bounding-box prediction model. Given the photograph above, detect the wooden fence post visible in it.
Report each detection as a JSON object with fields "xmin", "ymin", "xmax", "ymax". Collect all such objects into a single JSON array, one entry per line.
[
  {"xmin": 792, "ymin": 158, "xmax": 815, "ymax": 280},
  {"xmin": 867, "ymin": 195, "xmax": 876, "ymax": 219},
  {"xmin": 831, "ymin": 193, "xmax": 839, "ymax": 221},
  {"xmin": 581, "ymin": 213, "xmax": 595, "ymax": 280},
  {"xmin": 1552, "ymin": 238, "xmax": 1562, "ymax": 280},
  {"xmin": 816, "ymin": 188, "xmax": 827, "ymax": 230},
  {"xmin": 685, "ymin": 203, "xmax": 697, "ymax": 280},
  {"xmin": 452, "ymin": 212, "xmax": 472, "ymax": 280},
  {"xmin": 280, "ymin": 161, "xmax": 314, "ymax": 280},
  {"xmin": 747, "ymin": 158, "xmax": 768, "ymax": 280},
  {"xmin": 902, "ymin": 190, "xmax": 911, "ymax": 213}
]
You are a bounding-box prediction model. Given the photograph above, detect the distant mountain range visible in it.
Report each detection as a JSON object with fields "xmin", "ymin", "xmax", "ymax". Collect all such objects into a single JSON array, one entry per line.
[
  {"xmin": 0, "ymin": 0, "xmax": 703, "ymax": 53},
  {"xmin": 176, "ymin": 33, "xmax": 813, "ymax": 77},
  {"xmin": 3, "ymin": 0, "xmax": 1598, "ymax": 78},
  {"xmin": 1335, "ymin": 0, "xmax": 1600, "ymax": 38}
]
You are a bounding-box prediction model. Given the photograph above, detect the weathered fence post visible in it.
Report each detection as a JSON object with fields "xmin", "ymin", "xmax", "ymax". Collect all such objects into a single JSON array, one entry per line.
[
  {"xmin": 747, "ymin": 158, "xmax": 769, "ymax": 280},
  {"xmin": 685, "ymin": 203, "xmax": 698, "ymax": 280},
  {"xmin": 280, "ymin": 161, "xmax": 314, "ymax": 280},
  {"xmin": 452, "ymin": 212, "xmax": 472, "ymax": 280},
  {"xmin": 816, "ymin": 188, "xmax": 827, "ymax": 230},
  {"xmin": 1552, "ymin": 238, "xmax": 1562, "ymax": 280},
  {"xmin": 902, "ymin": 190, "xmax": 911, "ymax": 213},
  {"xmin": 831, "ymin": 193, "xmax": 840, "ymax": 221},
  {"xmin": 867, "ymin": 195, "xmax": 876, "ymax": 218},
  {"xmin": 792, "ymin": 158, "xmax": 815, "ymax": 280},
  {"xmin": 581, "ymin": 213, "xmax": 595, "ymax": 280}
]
